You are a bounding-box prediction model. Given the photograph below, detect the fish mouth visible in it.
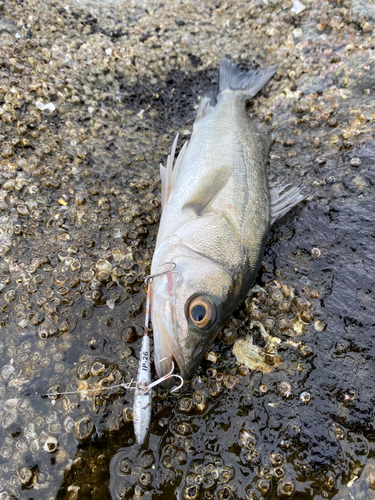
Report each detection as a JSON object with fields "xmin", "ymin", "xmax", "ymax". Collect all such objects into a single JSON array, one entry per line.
[
  {"xmin": 152, "ymin": 299, "xmax": 186, "ymax": 382},
  {"xmin": 152, "ymin": 299, "xmax": 214, "ymax": 382}
]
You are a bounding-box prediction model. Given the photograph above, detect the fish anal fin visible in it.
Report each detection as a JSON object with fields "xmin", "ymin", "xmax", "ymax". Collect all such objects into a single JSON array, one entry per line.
[
  {"xmin": 270, "ymin": 183, "xmax": 308, "ymax": 224},
  {"xmin": 183, "ymin": 165, "xmax": 232, "ymax": 215}
]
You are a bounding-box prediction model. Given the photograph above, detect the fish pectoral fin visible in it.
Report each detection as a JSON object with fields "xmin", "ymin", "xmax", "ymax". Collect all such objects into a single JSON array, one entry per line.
[
  {"xmin": 182, "ymin": 165, "xmax": 233, "ymax": 215},
  {"xmin": 270, "ymin": 183, "xmax": 308, "ymax": 224},
  {"xmin": 160, "ymin": 134, "xmax": 189, "ymax": 208}
]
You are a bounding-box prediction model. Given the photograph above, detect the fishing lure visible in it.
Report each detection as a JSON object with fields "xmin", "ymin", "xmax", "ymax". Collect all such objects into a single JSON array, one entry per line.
[
  {"xmin": 133, "ymin": 270, "xmax": 183, "ymax": 445},
  {"xmin": 133, "ymin": 281, "xmax": 153, "ymax": 445}
]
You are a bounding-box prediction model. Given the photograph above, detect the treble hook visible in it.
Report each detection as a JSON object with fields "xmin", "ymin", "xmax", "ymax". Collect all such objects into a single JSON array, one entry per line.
[{"xmin": 139, "ymin": 358, "xmax": 184, "ymax": 394}]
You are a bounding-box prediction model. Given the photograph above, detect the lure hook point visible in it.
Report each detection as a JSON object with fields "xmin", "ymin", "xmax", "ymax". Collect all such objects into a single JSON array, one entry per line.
[
  {"xmin": 138, "ymin": 357, "xmax": 184, "ymax": 394},
  {"xmin": 156, "ymin": 357, "xmax": 184, "ymax": 392}
]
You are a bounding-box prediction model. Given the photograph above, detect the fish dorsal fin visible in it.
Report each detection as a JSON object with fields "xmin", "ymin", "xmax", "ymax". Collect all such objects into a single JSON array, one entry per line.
[
  {"xmin": 270, "ymin": 183, "xmax": 307, "ymax": 224},
  {"xmin": 183, "ymin": 165, "xmax": 232, "ymax": 215},
  {"xmin": 195, "ymin": 91, "xmax": 217, "ymax": 123},
  {"xmin": 195, "ymin": 96, "xmax": 214, "ymax": 122},
  {"xmin": 160, "ymin": 134, "xmax": 188, "ymax": 208}
]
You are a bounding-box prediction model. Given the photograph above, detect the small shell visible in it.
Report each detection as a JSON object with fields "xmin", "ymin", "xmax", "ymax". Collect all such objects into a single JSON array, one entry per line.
[
  {"xmin": 278, "ymin": 478, "xmax": 295, "ymax": 497},
  {"xmin": 311, "ymin": 247, "xmax": 321, "ymax": 258},
  {"xmin": 91, "ymin": 361, "xmax": 106, "ymax": 377},
  {"xmin": 75, "ymin": 416, "xmax": 95, "ymax": 441},
  {"xmin": 350, "ymin": 157, "xmax": 361, "ymax": 167},
  {"xmin": 43, "ymin": 436, "xmax": 58, "ymax": 453},
  {"xmin": 270, "ymin": 452, "xmax": 284, "ymax": 466},
  {"xmin": 334, "ymin": 425, "xmax": 345, "ymax": 440},
  {"xmin": 183, "ymin": 485, "xmax": 199, "ymax": 500},
  {"xmin": 278, "ymin": 381, "xmax": 292, "ymax": 398},
  {"xmin": 300, "ymin": 391, "xmax": 311, "ymax": 403},
  {"xmin": 314, "ymin": 320, "xmax": 326, "ymax": 331},
  {"xmin": 95, "ymin": 259, "xmax": 112, "ymax": 272},
  {"xmin": 175, "ymin": 422, "xmax": 191, "ymax": 436},
  {"xmin": 17, "ymin": 466, "xmax": 33, "ymax": 485},
  {"xmin": 239, "ymin": 428, "xmax": 257, "ymax": 450},
  {"xmin": 123, "ymin": 408, "xmax": 133, "ymax": 423},
  {"xmin": 301, "ymin": 309, "xmax": 314, "ymax": 323},
  {"xmin": 271, "ymin": 289, "xmax": 284, "ymax": 303},
  {"xmin": 35, "ymin": 101, "xmax": 56, "ymax": 114},
  {"xmin": 205, "ymin": 351, "xmax": 220, "ymax": 363},
  {"xmin": 258, "ymin": 384, "xmax": 269, "ymax": 395},
  {"xmin": 179, "ymin": 397, "xmax": 194, "ymax": 413},
  {"xmin": 193, "ymin": 391, "xmax": 207, "ymax": 412},
  {"xmin": 257, "ymin": 479, "xmax": 270, "ymax": 494},
  {"xmin": 260, "ymin": 464, "xmax": 273, "ymax": 480},
  {"xmin": 208, "ymin": 381, "xmax": 222, "ymax": 397},
  {"xmin": 274, "ymin": 467, "xmax": 285, "ymax": 479}
]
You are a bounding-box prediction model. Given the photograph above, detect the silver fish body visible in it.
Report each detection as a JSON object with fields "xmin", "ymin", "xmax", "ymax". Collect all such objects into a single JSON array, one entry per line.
[{"xmin": 151, "ymin": 58, "xmax": 305, "ymax": 379}]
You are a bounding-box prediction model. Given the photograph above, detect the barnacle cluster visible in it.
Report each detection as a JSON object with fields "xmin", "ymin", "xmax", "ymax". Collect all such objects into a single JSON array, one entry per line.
[{"xmin": 232, "ymin": 280, "xmax": 318, "ymax": 373}]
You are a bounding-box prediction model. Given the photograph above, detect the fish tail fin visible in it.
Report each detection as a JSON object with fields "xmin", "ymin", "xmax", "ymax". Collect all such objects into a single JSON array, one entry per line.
[{"xmin": 218, "ymin": 57, "xmax": 278, "ymax": 98}]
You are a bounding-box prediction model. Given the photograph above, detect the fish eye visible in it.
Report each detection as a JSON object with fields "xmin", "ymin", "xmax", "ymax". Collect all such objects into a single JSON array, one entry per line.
[{"xmin": 187, "ymin": 296, "xmax": 216, "ymax": 329}]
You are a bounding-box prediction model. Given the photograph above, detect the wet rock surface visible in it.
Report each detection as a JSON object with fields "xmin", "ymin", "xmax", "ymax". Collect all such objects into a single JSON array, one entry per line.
[{"xmin": 0, "ymin": 0, "xmax": 374, "ymax": 499}]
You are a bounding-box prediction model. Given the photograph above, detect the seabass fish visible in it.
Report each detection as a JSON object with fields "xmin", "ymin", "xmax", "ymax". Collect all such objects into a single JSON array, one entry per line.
[{"xmin": 150, "ymin": 57, "xmax": 305, "ymax": 379}]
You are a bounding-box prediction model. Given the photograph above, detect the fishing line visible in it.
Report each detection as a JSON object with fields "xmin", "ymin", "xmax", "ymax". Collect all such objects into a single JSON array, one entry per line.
[{"xmin": 43, "ymin": 381, "xmax": 137, "ymax": 398}]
